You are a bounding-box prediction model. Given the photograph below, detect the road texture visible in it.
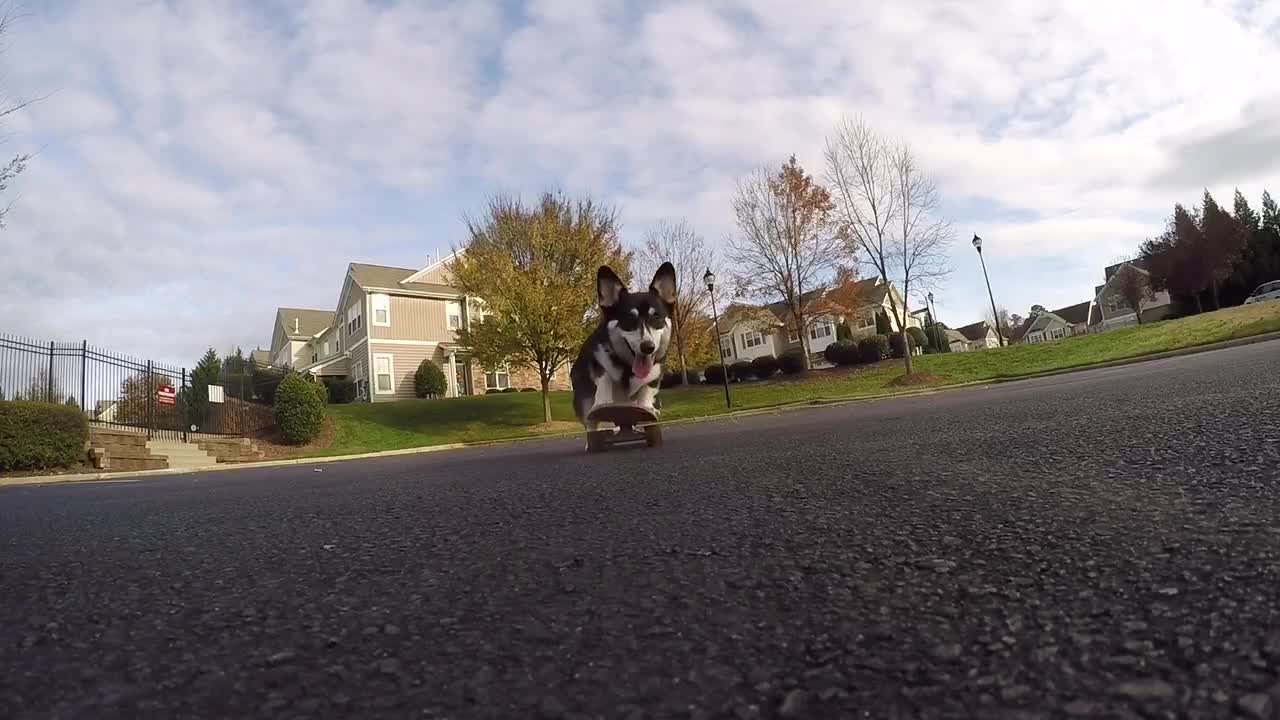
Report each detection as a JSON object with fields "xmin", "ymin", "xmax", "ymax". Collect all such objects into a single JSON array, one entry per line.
[{"xmin": 3, "ymin": 341, "xmax": 1280, "ymax": 719}]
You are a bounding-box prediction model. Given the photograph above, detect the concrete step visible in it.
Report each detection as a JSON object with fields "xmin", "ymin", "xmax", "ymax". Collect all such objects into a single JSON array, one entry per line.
[{"xmin": 146, "ymin": 441, "xmax": 217, "ymax": 469}]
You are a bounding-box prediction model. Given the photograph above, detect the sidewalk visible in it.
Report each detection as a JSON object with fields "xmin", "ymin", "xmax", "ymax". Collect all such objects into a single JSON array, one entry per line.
[{"xmin": 4, "ymin": 329, "xmax": 1278, "ymax": 489}]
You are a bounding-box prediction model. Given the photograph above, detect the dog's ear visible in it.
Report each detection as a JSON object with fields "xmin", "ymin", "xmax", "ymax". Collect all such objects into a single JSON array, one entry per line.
[
  {"xmin": 597, "ymin": 266, "xmax": 625, "ymax": 309},
  {"xmin": 649, "ymin": 262, "xmax": 677, "ymax": 307}
]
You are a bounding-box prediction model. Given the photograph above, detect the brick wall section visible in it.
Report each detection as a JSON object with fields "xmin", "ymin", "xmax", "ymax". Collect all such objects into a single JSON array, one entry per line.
[{"xmin": 469, "ymin": 360, "xmax": 571, "ymax": 394}]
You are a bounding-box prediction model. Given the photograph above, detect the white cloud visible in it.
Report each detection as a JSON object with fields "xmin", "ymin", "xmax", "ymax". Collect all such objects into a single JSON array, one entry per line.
[{"xmin": 2, "ymin": 0, "xmax": 1279, "ymax": 366}]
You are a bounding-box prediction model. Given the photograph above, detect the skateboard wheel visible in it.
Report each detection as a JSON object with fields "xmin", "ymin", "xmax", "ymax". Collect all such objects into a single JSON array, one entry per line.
[
  {"xmin": 644, "ymin": 424, "xmax": 663, "ymax": 447},
  {"xmin": 586, "ymin": 431, "xmax": 606, "ymax": 452}
]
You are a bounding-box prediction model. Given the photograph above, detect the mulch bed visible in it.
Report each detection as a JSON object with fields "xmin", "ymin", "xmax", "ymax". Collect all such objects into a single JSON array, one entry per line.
[{"xmin": 885, "ymin": 372, "xmax": 948, "ymax": 388}]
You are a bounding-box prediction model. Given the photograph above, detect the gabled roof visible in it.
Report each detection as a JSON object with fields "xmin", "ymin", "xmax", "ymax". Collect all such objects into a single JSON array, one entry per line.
[
  {"xmin": 250, "ymin": 349, "xmax": 272, "ymax": 366},
  {"xmin": 955, "ymin": 321, "xmax": 993, "ymax": 341},
  {"xmin": 276, "ymin": 308, "xmax": 335, "ymax": 340},
  {"xmin": 719, "ymin": 303, "xmax": 781, "ymax": 330},
  {"xmin": 348, "ymin": 263, "xmax": 461, "ymax": 296},
  {"xmin": 944, "ymin": 328, "xmax": 968, "ymax": 344},
  {"xmin": 1052, "ymin": 301, "xmax": 1092, "ymax": 325},
  {"xmin": 1104, "ymin": 256, "xmax": 1151, "ymax": 281}
]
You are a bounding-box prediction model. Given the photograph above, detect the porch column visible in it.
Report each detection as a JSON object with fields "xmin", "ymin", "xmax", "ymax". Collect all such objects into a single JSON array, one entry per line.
[{"xmin": 448, "ymin": 352, "xmax": 458, "ymax": 398}]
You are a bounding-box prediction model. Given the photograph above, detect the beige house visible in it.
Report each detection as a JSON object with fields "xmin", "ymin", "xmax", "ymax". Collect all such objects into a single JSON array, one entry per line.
[
  {"xmin": 717, "ymin": 277, "xmax": 921, "ymax": 367},
  {"xmin": 269, "ymin": 253, "xmax": 568, "ymax": 402}
]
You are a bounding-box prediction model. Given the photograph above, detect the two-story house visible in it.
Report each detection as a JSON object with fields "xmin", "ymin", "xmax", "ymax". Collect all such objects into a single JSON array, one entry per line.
[
  {"xmin": 1092, "ymin": 259, "xmax": 1174, "ymax": 329},
  {"xmin": 716, "ymin": 277, "xmax": 921, "ymax": 366},
  {"xmin": 1018, "ymin": 301, "xmax": 1094, "ymax": 344},
  {"xmin": 268, "ymin": 253, "xmax": 568, "ymax": 402}
]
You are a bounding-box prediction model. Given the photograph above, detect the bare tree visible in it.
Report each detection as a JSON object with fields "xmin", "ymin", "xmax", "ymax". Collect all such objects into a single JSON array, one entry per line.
[
  {"xmin": 825, "ymin": 115, "xmax": 954, "ymax": 375},
  {"xmin": 1112, "ymin": 263, "xmax": 1154, "ymax": 324},
  {"xmin": 727, "ymin": 156, "xmax": 844, "ymax": 370},
  {"xmin": 0, "ymin": 7, "xmax": 33, "ymax": 227},
  {"xmin": 984, "ymin": 305, "xmax": 1013, "ymax": 339},
  {"xmin": 635, "ymin": 220, "xmax": 723, "ymax": 385}
]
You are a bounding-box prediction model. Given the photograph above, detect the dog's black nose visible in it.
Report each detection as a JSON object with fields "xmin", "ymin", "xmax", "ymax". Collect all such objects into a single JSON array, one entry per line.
[{"xmin": 639, "ymin": 340, "xmax": 656, "ymax": 355}]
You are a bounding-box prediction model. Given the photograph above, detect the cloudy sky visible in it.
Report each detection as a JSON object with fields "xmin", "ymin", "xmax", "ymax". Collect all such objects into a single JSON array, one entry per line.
[{"xmin": 3, "ymin": 0, "xmax": 1280, "ymax": 366}]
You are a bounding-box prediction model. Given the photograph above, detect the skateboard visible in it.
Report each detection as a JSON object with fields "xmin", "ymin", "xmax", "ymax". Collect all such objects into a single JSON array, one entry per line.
[{"xmin": 585, "ymin": 403, "xmax": 663, "ymax": 452}]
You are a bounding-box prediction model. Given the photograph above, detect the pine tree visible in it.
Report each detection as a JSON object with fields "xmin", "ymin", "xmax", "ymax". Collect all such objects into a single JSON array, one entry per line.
[
  {"xmin": 189, "ymin": 348, "xmax": 222, "ymax": 426},
  {"xmin": 1199, "ymin": 189, "xmax": 1244, "ymax": 309}
]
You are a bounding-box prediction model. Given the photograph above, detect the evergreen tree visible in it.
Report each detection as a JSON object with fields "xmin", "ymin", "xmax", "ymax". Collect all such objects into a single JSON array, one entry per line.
[
  {"xmin": 1199, "ymin": 189, "xmax": 1244, "ymax": 309},
  {"xmin": 875, "ymin": 310, "xmax": 891, "ymax": 335},
  {"xmin": 189, "ymin": 348, "xmax": 222, "ymax": 426}
]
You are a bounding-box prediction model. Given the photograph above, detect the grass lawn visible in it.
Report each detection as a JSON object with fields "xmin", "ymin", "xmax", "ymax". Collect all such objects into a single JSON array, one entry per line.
[{"xmin": 310, "ymin": 301, "xmax": 1280, "ymax": 456}]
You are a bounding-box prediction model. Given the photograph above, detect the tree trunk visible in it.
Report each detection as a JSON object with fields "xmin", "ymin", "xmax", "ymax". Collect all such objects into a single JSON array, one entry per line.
[
  {"xmin": 1211, "ymin": 281, "xmax": 1221, "ymax": 310},
  {"xmin": 799, "ymin": 323, "xmax": 813, "ymax": 370},
  {"xmin": 1133, "ymin": 302, "xmax": 1144, "ymax": 325},
  {"xmin": 899, "ymin": 327, "xmax": 914, "ymax": 375},
  {"xmin": 675, "ymin": 330, "xmax": 689, "ymax": 385},
  {"xmin": 1194, "ymin": 293, "xmax": 1204, "ymax": 314},
  {"xmin": 540, "ymin": 376, "xmax": 552, "ymax": 424}
]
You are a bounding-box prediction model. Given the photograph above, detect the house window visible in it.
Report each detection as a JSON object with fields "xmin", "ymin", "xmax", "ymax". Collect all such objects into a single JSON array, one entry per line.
[
  {"xmin": 788, "ymin": 326, "xmax": 799, "ymax": 343},
  {"xmin": 311, "ymin": 352, "xmax": 318, "ymax": 364},
  {"xmin": 322, "ymin": 341, "xmax": 330, "ymax": 357},
  {"xmin": 372, "ymin": 294, "xmax": 391, "ymax": 326},
  {"xmin": 346, "ymin": 302, "xmax": 363, "ymax": 334},
  {"xmin": 720, "ymin": 337, "xmax": 733, "ymax": 359},
  {"xmin": 446, "ymin": 300, "xmax": 463, "ymax": 331},
  {"xmin": 741, "ymin": 329, "xmax": 765, "ymax": 349},
  {"xmin": 810, "ymin": 322, "xmax": 833, "ymax": 340},
  {"xmin": 484, "ymin": 367, "xmax": 510, "ymax": 390},
  {"xmin": 373, "ymin": 354, "xmax": 394, "ymax": 394},
  {"xmin": 858, "ymin": 314, "xmax": 875, "ymax": 329}
]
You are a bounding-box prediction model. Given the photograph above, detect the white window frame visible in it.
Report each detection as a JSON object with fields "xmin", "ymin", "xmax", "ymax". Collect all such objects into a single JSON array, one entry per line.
[
  {"xmin": 347, "ymin": 302, "xmax": 363, "ymax": 334},
  {"xmin": 788, "ymin": 326, "xmax": 799, "ymax": 343},
  {"xmin": 720, "ymin": 337, "xmax": 733, "ymax": 359},
  {"xmin": 446, "ymin": 300, "xmax": 463, "ymax": 331},
  {"xmin": 858, "ymin": 314, "xmax": 875, "ymax": 329},
  {"xmin": 1050, "ymin": 327, "xmax": 1066, "ymax": 340},
  {"xmin": 809, "ymin": 321, "xmax": 833, "ymax": 340},
  {"xmin": 372, "ymin": 294, "xmax": 391, "ymax": 327},
  {"xmin": 322, "ymin": 340, "xmax": 330, "ymax": 357},
  {"xmin": 372, "ymin": 353, "xmax": 395, "ymax": 395},
  {"xmin": 741, "ymin": 329, "xmax": 764, "ymax": 349},
  {"xmin": 484, "ymin": 366, "xmax": 511, "ymax": 390}
]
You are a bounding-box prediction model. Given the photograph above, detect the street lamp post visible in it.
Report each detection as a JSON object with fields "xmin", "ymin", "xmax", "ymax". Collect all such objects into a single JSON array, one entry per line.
[
  {"xmin": 926, "ymin": 291, "xmax": 938, "ymax": 350},
  {"xmin": 972, "ymin": 234, "xmax": 1005, "ymax": 347},
  {"xmin": 704, "ymin": 268, "xmax": 732, "ymax": 409}
]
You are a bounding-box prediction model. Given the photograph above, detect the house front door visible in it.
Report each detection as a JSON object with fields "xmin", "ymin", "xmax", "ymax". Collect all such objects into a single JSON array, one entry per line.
[{"xmin": 453, "ymin": 354, "xmax": 471, "ymax": 396}]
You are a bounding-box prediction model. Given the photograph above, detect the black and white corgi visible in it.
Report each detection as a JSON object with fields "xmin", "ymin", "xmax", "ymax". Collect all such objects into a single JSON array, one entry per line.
[{"xmin": 570, "ymin": 263, "xmax": 677, "ymax": 430}]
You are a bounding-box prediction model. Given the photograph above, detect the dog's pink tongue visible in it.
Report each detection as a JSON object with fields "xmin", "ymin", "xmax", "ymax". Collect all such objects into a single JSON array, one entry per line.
[{"xmin": 633, "ymin": 355, "xmax": 654, "ymax": 378}]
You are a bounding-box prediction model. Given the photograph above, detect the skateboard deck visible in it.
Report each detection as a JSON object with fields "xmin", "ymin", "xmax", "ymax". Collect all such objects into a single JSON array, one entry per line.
[{"xmin": 585, "ymin": 403, "xmax": 662, "ymax": 451}]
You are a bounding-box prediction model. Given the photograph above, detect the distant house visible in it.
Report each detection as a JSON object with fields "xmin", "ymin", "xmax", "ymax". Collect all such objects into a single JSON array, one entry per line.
[
  {"xmin": 943, "ymin": 328, "xmax": 970, "ymax": 353},
  {"xmin": 1093, "ymin": 259, "xmax": 1174, "ymax": 329},
  {"xmin": 952, "ymin": 321, "xmax": 1001, "ymax": 351},
  {"xmin": 1021, "ymin": 301, "xmax": 1093, "ymax": 344},
  {"xmin": 716, "ymin": 277, "xmax": 921, "ymax": 367}
]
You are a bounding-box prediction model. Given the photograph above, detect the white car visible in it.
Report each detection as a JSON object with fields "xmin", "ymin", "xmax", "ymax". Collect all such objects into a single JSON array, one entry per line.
[{"xmin": 1243, "ymin": 280, "xmax": 1280, "ymax": 304}]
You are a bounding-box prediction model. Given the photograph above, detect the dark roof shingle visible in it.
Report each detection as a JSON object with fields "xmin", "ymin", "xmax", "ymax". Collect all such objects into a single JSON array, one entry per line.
[
  {"xmin": 1052, "ymin": 301, "xmax": 1092, "ymax": 325},
  {"xmin": 955, "ymin": 321, "xmax": 992, "ymax": 341},
  {"xmin": 276, "ymin": 308, "xmax": 335, "ymax": 339},
  {"xmin": 348, "ymin": 263, "xmax": 460, "ymax": 295}
]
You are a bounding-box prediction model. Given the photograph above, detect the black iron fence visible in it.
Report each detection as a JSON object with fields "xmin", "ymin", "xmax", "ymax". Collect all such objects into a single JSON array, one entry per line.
[{"xmin": 0, "ymin": 333, "xmax": 284, "ymax": 441}]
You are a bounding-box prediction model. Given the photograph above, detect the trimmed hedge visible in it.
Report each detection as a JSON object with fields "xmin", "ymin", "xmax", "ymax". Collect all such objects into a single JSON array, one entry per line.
[
  {"xmin": 274, "ymin": 373, "xmax": 325, "ymax": 444},
  {"xmin": 751, "ymin": 355, "xmax": 779, "ymax": 379},
  {"xmin": 0, "ymin": 400, "xmax": 89, "ymax": 471},
  {"xmin": 704, "ymin": 363, "xmax": 726, "ymax": 385},
  {"xmin": 858, "ymin": 335, "xmax": 890, "ymax": 363},
  {"xmin": 660, "ymin": 371, "xmax": 686, "ymax": 388},
  {"xmin": 414, "ymin": 360, "xmax": 448, "ymax": 399},
  {"xmin": 520, "ymin": 387, "xmax": 537, "ymax": 392},
  {"xmin": 823, "ymin": 340, "xmax": 861, "ymax": 366},
  {"xmin": 778, "ymin": 349, "xmax": 806, "ymax": 374},
  {"xmin": 729, "ymin": 360, "xmax": 754, "ymax": 382},
  {"xmin": 907, "ymin": 326, "xmax": 929, "ymax": 349},
  {"xmin": 889, "ymin": 331, "xmax": 918, "ymax": 359}
]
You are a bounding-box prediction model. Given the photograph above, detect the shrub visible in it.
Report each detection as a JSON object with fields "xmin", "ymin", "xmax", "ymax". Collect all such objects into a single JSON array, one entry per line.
[
  {"xmin": 875, "ymin": 311, "xmax": 892, "ymax": 335},
  {"xmin": 751, "ymin": 355, "xmax": 779, "ymax": 379},
  {"xmin": 660, "ymin": 371, "xmax": 685, "ymax": 389},
  {"xmin": 858, "ymin": 335, "xmax": 890, "ymax": 363},
  {"xmin": 704, "ymin": 363, "xmax": 726, "ymax": 385},
  {"xmin": 502, "ymin": 387, "xmax": 518, "ymax": 393},
  {"xmin": 414, "ymin": 360, "xmax": 448, "ymax": 399},
  {"xmin": 907, "ymin": 326, "xmax": 929, "ymax": 349},
  {"xmin": 327, "ymin": 379, "xmax": 357, "ymax": 404},
  {"xmin": 835, "ymin": 322, "xmax": 853, "ymax": 342},
  {"xmin": 889, "ymin": 331, "xmax": 918, "ymax": 358},
  {"xmin": 312, "ymin": 381, "xmax": 329, "ymax": 406},
  {"xmin": 823, "ymin": 340, "xmax": 852, "ymax": 366},
  {"xmin": 520, "ymin": 387, "xmax": 537, "ymax": 392},
  {"xmin": 273, "ymin": 373, "xmax": 325, "ymax": 444},
  {"xmin": 730, "ymin": 360, "xmax": 754, "ymax": 382},
  {"xmin": 0, "ymin": 401, "xmax": 89, "ymax": 471},
  {"xmin": 778, "ymin": 349, "xmax": 806, "ymax": 374}
]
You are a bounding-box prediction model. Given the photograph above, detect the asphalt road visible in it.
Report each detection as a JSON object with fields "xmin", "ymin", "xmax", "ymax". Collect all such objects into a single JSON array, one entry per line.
[{"xmin": 3, "ymin": 342, "xmax": 1280, "ymax": 720}]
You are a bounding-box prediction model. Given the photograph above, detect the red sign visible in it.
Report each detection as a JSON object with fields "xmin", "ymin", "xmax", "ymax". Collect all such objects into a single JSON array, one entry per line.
[{"xmin": 157, "ymin": 385, "xmax": 177, "ymax": 406}]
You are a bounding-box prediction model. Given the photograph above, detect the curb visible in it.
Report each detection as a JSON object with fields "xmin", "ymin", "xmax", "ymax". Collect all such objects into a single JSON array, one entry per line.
[{"xmin": 5, "ymin": 330, "xmax": 1277, "ymax": 489}]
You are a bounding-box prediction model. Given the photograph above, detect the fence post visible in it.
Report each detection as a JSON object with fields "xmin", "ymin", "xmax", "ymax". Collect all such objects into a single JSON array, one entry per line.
[
  {"xmin": 181, "ymin": 367, "xmax": 188, "ymax": 443},
  {"xmin": 146, "ymin": 359, "xmax": 154, "ymax": 440},
  {"xmin": 47, "ymin": 341, "xmax": 55, "ymax": 404},
  {"xmin": 80, "ymin": 340, "xmax": 87, "ymax": 413}
]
